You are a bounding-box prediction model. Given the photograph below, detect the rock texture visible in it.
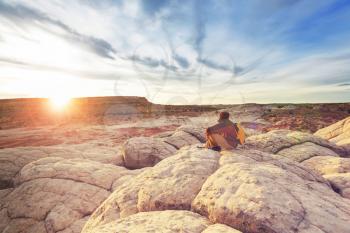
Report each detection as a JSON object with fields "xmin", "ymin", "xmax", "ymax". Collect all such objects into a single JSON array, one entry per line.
[
  {"xmin": 315, "ymin": 116, "xmax": 350, "ymax": 151},
  {"xmin": 277, "ymin": 142, "xmax": 339, "ymax": 162},
  {"xmin": 122, "ymin": 137, "xmax": 177, "ymax": 169},
  {"xmin": 202, "ymin": 224, "xmax": 242, "ymax": 233},
  {"xmin": 192, "ymin": 149, "xmax": 350, "ymax": 233},
  {"xmin": 245, "ymin": 130, "xmax": 346, "ymax": 158},
  {"xmin": 2, "ymin": 114, "xmax": 350, "ymax": 233},
  {"xmin": 82, "ymin": 147, "xmax": 220, "ymax": 232},
  {"xmin": 83, "ymin": 146, "xmax": 350, "ymax": 233},
  {"xmin": 0, "ymin": 158, "xmax": 140, "ymax": 233},
  {"xmin": 163, "ymin": 131, "xmax": 200, "ymax": 149},
  {"xmin": 121, "ymin": 125, "xmax": 208, "ymax": 169},
  {"xmin": 84, "ymin": 210, "xmax": 211, "ymax": 233},
  {"xmin": 302, "ymin": 156, "xmax": 350, "ymax": 199},
  {"xmin": 0, "ymin": 144, "xmax": 121, "ymax": 189},
  {"xmin": 14, "ymin": 157, "xmax": 137, "ymax": 190},
  {"xmin": 174, "ymin": 125, "xmax": 207, "ymax": 142},
  {"xmin": 85, "ymin": 211, "xmax": 240, "ymax": 233}
]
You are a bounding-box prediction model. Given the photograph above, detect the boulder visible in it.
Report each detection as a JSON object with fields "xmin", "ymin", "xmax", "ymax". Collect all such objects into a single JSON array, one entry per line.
[
  {"xmin": 175, "ymin": 125, "xmax": 207, "ymax": 142},
  {"xmin": 0, "ymin": 158, "xmax": 138, "ymax": 233},
  {"xmin": 0, "ymin": 147, "xmax": 48, "ymax": 189},
  {"xmin": 192, "ymin": 149, "xmax": 350, "ymax": 233},
  {"xmin": 163, "ymin": 131, "xmax": 201, "ymax": 149},
  {"xmin": 0, "ymin": 144, "xmax": 121, "ymax": 189},
  {"xmin": 83, "ymin": 210, "xmax": 211, "ymax": 233},
  {"xmin": 302, "ymin": 156, "xmax": 350, "ymax": 199},
  {"xmin": 137, "ymin": 147, "xmax": 219, "ymax": 212},
  {"xmin": 314, "ymin": 116, "xmax": 350, "ymax": 151},
  {"xmin": 1, "ymin": 178, "xmax": 107, "ymax": 233},
  {"xmin": 277, "ymin": 142, "xmax": 339, "ymax": 162},
  {"xmin": 245, "ymin": 130, "xmax": 346, "ymax": 157},
  {"xmin": 202, "ymin": 224, "xmax": 242, "ymax": 233},
  {"xmin": 84, "ymin": 207, "xmax": 242, "ymax": 233},
  {"xmin": 14, "ymin": 157, "xmax": 135, "ymax": 190},
  {"xmin": 84, "ymin": 146, "xmax": 350, "ymax": 233},
  {"xmin": 82, "ymin": 146, "xmax": 220, "ymax": 232},
  {"xmin": 122, "ymin": 137, "xmax": 177, "ymax": 169}
]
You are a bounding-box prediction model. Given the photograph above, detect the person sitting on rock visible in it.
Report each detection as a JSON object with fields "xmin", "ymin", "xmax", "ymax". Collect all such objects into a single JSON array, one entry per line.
[{"xmin": 205, "ymin": 111, "xmax": 244, "ymax": 151}]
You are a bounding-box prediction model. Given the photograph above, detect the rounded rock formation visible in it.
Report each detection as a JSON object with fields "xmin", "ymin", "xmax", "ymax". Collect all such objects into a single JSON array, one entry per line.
[
  {"xmin": 0, "ymin": 158, "xmax": 140, "ymax": 233},
  {"xmin": 302, "ymin": 156, "xmax": 350, "ymax": 199},
  {"xmin": 83, "ymin": 146, "xmax": 350, "ymax": 233},
  {"xmin": 0, "ymin": 144, "xmax": 121, "ymax": 189},
  {"xmin": 314, "ymin": 116, "xmax": 350, "ymax": 153},
  {"xmin": 245, "ymin": 130, "xmax": 346, "ymax": 157},
  {"xmin": 122, "ymin": 137, "xmax": 177, "ymax": 169}
]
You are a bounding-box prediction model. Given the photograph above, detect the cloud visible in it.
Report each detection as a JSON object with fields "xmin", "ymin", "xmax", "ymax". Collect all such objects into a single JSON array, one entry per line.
[
  {"xmin": 338, "ymin": 83, "xmax": 350, "ymax": 86},
  {"xmin": 265, "ymin": 51, "xmax": 350, "ymax": 86},
  {"xmin": 159, "ymin": 60, "xmax": 177, "ymax": 71},
  {"xmin": 0, "ymin": 56, "xmax": 121, "ymax": 81},
  {"xmin": 197, "ymin": 58, "xmax": 232, "ymax": 72},
  {"xmin": 0, "ymin": 1, "xmax": 116, "ymax": 59},
  {"xmin": 161, "ymin": 26, "xmax": 191, "ymax": 69},
  {"xmin": 0, "ymin": 57, "xmax": 29, "ymax": 66},
  {"xmin": 129, "ymin": 55, "xmax": 160, "ymax": 67},
  {"xmin": 193, "ymin": 0, "xmax": 206, "ymax": 58},
  {"xmin": 141, "ymin": 0, "xmax": 169, "ymax": 16},
  {"xmin": 197, "ymin": 57, "xmax": 263, "ymax": 77},
  {"xmin": 172, "ymin": 54, "xmax": 190, "ymax": 69},
  {"xmin": 128, "ymin": 54, "xmax": 178, "ymax": 71}
]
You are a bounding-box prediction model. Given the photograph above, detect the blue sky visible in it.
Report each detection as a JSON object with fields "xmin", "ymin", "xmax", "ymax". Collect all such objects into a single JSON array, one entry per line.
[{"xmin": 0, "ymin": 0, "xmax": 350, "ymax": 104}]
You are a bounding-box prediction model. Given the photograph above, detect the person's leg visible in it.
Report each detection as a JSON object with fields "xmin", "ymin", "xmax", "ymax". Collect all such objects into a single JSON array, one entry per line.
[
  {"xmin": 205, "ymin": 133, "xmax": 217, "ymax": 149},
  {"xmin": 206, "ymin": 134, "xmax": 225, "ymax": 151},
  {"xmin": 211, "ymin": 134, "xmax": 235, "ymax": 150}
]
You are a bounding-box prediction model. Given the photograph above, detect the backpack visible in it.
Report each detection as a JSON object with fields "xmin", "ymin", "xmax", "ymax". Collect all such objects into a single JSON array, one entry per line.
[{"xmin": 234, "ymin": 123, "xmax": 246, "ymax": 145}]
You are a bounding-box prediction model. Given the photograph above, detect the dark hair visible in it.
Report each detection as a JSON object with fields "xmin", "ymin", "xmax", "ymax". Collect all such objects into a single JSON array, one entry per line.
[{"xmin": 219, "ymin": 111, "xmax": 230, "ymax": 120}]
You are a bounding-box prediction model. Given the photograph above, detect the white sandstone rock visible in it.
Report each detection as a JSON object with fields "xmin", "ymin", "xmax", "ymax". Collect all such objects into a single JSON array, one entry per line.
[{"xmin": 122, "ymin": 137, "xmax": 177, "ymax": 169}]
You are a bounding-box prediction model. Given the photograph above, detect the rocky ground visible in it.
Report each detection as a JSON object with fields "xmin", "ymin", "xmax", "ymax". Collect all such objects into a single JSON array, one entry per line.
[{"xmin": 0, "ymin": 98, "xmax": 350, "ymax": 233}]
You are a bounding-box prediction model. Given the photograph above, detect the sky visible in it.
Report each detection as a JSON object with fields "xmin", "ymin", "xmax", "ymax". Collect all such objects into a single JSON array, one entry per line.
[{"xmin": 0, "ymin": 0, "xmax": 350, "ymax": 105}]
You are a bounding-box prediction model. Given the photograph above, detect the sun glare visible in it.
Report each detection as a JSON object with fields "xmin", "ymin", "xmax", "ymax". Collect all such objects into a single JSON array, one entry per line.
[{"xmin": 50, "ymin": 95, "xmax": 72, "ymax": 110}]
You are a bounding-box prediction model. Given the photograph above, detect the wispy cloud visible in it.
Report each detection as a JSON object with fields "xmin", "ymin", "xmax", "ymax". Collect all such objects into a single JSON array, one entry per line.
[
  {"xmin": 127, "ymin": 54, "xmax": 178, "ymax": 72},
  {"xmin": 197, "ymin": 58, "xmax": 232, "ymax": 72},
  {"xmin": 193, "ymin": 0, "xmax": 206, "ymax": 59},
  {"xmin": 338, "ymin": 83, "xmax": 350, "ymax": 86},
  {"xmin": 0, "ymin": 1, "xmax": 117, "ymax": 59}
]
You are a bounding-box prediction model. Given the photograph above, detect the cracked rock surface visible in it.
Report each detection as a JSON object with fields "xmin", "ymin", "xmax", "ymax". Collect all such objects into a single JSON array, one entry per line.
[
  {"xmin": 193, "ymin": 149, "xmax": 350, "ymax": 233},
  {"xmin": 121, "ymin": 125, "xmax": 206, "ymax": 169},
  {"xmin": 0, "ymin": 144, "xmax": 122, "ymax": 189},
  {"xmin": 315, "ymin": 116, "xmax": 350, "ymax": 152},
  {"xmin": 122, "ymin": 137, "xmax": 177, "ymax": 169},
  {"xmin": 83, "ymin": 146, "xmax": 350, "ymax": 233},
  {"xmin": 277, "ymin": 142, "xmax": 340, "ymax": 162},
  {"xmin": 2, "ymin": 118, "xmax": 350, "ymax": 233},
  {"xmin": 84, "ymin": 210, "xmax": 212, "ymax": 233},
  {"xmin": 245, "ymin": 130, "xmax": 346, "ymax": 156},
  {"xmin": 82, "ymin": 146, "xmax": 220, "ymax": 232},
  {"xmin": 302, "ymin": 156, "xmax": 350, "ymax": 199},
  {"xmin": 0, "ymin": 158, "xmax": 141, "ymax": 233}
]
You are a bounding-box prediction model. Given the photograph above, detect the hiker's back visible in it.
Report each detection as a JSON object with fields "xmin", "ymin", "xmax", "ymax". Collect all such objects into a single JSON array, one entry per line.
[{"xmin": 206, "ymin": 118, "xmax": 239, "ymax": 150}]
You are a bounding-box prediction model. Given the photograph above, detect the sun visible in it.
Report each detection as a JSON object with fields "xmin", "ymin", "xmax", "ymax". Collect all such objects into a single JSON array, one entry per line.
[{"xmin": 49, "ymin": 95, "xmax": 72, "ymax": 110}]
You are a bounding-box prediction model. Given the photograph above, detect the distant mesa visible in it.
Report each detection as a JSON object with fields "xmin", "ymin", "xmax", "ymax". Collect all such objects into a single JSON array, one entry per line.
[{"xmin": 0, "ymin": 96, "xmax": 221, "ymax": 129}]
